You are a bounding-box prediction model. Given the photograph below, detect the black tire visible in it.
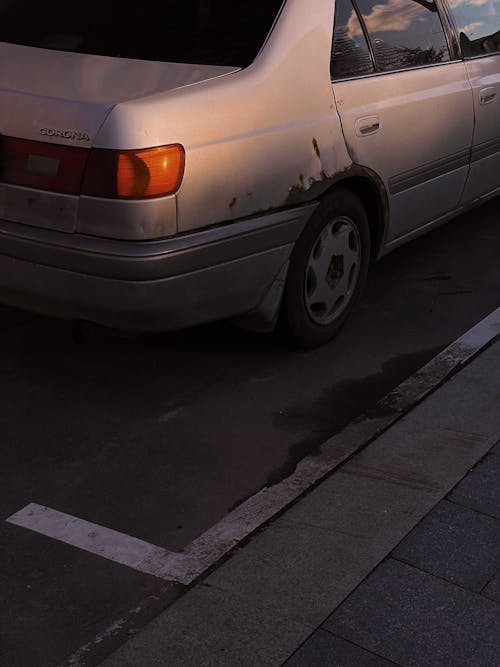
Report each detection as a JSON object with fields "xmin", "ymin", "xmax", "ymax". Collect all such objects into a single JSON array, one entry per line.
[{"xmin": 280, "ymin": 188, "xmax": 370, "ymax": 349}]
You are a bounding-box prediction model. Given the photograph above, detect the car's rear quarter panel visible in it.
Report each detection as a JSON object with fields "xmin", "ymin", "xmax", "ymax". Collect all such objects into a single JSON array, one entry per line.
[{"xmin": 93, "ymin": 0, "xmax": 353, "ymax": 234}]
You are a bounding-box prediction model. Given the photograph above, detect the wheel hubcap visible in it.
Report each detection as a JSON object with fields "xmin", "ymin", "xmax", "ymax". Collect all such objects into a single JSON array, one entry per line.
[{"xmin": 304, "ymin": 216, "xmax": 362, "ymax": 325}]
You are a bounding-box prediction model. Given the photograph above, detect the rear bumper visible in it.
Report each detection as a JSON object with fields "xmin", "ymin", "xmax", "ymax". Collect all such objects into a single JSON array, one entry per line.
[{"xmin": 0, "ymin": 204, "xmax": 316, "ymax": 330}]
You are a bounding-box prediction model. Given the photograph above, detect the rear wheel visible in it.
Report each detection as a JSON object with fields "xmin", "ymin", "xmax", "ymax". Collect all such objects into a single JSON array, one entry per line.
[{"xmin": 281, "ymin": 189, "xmax": 370, "ymax": 349}]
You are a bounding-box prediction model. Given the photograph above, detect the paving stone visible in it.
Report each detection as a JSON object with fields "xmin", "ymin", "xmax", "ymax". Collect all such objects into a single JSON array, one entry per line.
[
  {"xmin": 102, "ymin": 583, "xmax": 312, "ymax": 667},
  {"xmin": 483, "ymin": 570, "xmax": 500, "ymax": 602},
  {"xmin": 207, "ymin": 520, "xmax": 385, "ymax": 628},
  {"xmin": 206, "ymin": 472, "xmax": 438, "ymax": 628},
  {"xmin": 393, "ymin": 500, "xmax": 500, "ymax": 591},
  {"xmin": 449, "ymin": 453, "xmax": 500, "ymax": 519},
  {"xmin": 336, "ymin": 344, "xmax": 500, "ymax": 501},
  {"xmin": 324, "ymin": 559, "xmax": 500, "ymax": 667},
  {"xmin": 283, "ymin": 467, "xmax": 437, "ymax": 539},
  {"xmin": 390, "ymin": 343, "xmax": 500, "ymax": 440},
  {"xmin": 341, "ymin": 424, "xmax": 495, "ymax": 499},
  {"xmin": 285, "ymin": 630, "xmax": 395, "ymax": 667}
]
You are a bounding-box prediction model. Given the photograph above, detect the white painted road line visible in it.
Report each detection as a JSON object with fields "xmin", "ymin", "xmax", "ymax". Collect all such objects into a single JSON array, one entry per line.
[
  {"xmin": 6, "ymin": 308, "xmax": 500, "ymax": 587},
  {"xmin": 6, "ymin": 503, "xmax": 189, "ymax": 584}
]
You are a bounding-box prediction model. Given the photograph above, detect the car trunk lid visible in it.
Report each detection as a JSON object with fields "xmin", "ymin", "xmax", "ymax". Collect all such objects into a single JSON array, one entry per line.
[{"xmin": 0, "ymin": 42, "xmax": 237, "ymax": 143}]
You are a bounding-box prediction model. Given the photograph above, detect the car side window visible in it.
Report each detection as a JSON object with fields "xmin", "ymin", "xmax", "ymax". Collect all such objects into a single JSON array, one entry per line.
[
  {"xmin": 331, "ymin": 0, "xmax": 376, "ymax": 79},
  {"xmin": 448, "ymin": 0, "xmax": 500, "ymax": 57},
  {"xmin": 355, "ymin": 0, "xmax": 451, "ymax": 72}
]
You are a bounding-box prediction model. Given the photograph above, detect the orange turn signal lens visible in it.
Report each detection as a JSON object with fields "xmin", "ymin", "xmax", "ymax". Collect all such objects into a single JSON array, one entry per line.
[
  {"xmin": 117, "ymin": 145, "xmax": 184, "ymax": 198},
  {"xmin": 82, "ymin": 144, "xmax": 185, "ymax": 199}
]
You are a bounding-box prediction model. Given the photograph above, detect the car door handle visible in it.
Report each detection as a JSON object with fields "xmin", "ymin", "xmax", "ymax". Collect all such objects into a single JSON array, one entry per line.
[
  {"xmin": 480, "ymin": 88, "xmax": 496, "ymax": 105},
  {"xmin": 355, "ymin": 116, "xmax": 381, "ymax": 137}
]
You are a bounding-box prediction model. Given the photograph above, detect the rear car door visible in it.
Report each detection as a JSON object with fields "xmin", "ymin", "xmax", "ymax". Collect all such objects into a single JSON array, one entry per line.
[
  {"xmin": 447, "ymin": 0, "xmax": 500, "ymax": 201},
  {"xmin": 331, "ymin": 0, "xmax": 474, "ymax": 244}
]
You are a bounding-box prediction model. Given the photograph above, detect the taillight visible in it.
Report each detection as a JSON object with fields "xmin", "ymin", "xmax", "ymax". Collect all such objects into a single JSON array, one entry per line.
[
  {"xmin": 0, "ymin": 137, "xmax": 185, "ymax": 199},
  {"xmin": 0, "ymin": 136, "xmax": 88, "ymax": 195},
  {"xmin": 82, "ymin": 145, "xmax": 185, "ymax": 199}
]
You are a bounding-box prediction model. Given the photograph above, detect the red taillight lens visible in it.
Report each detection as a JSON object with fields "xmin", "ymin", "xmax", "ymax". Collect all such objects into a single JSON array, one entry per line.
[
  {"xmin": 82, "ymin": 145, "xmax": 185, "ymax": 199},
  {"xmin": 0, "ymin": 137, "xmax": 89, "ymax": 195}
]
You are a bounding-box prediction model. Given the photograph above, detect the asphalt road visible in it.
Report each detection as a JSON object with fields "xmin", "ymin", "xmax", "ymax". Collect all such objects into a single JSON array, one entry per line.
[{"xmin": 1, "ymin": 199, "xmax": 500, "ymax": 666}]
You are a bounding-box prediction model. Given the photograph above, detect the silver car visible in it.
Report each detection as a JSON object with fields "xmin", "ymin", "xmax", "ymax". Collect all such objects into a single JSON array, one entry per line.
[{"xmin": 0, "ymin": 0, "xmax": 499, "ymax": 347}]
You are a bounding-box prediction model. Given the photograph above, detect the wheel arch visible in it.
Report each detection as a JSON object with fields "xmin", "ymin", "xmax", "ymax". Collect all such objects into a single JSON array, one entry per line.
[
  {"xmin": 321, "ymin": 167, "xmax": 389, "ymax": 261},
  {"xmin": 280, "ymin": 185, "xmax": 372, "ymax": 348},
  {"xmin": 233, "ymin": 167, "xmax": 389, "ymax": 337}
]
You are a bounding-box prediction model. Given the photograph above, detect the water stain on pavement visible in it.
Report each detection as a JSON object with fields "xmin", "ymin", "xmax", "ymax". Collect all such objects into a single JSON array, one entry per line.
[{"xmin": 267, "ymin": 346, "xmax": 442, "ymax": 487}]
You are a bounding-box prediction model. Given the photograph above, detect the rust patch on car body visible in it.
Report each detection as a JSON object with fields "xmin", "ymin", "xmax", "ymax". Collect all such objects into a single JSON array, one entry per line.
[
  {"xmin": 312, "ymin": 138, "xmax": 321, "ymax": 160},
  {"xmin": 286, "ymin": 168, "xmax": 336, "ymax": 206}
]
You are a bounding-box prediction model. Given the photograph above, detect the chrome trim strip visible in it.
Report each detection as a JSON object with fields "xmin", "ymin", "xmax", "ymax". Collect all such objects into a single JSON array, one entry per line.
[
  {"xmin": 388, "ymin": 149, "xmax": 470, "ymax": 195},
  {"xmin": 471, "ymin": 137, "xmax": 500, "ymax": 163},
  {"xmin": 463, "ymin": 53, "xmax": 500, "ymax": 61},
  {"xmin": 331, "ymin": 59, "xmax": 461, "ymax": 84}
]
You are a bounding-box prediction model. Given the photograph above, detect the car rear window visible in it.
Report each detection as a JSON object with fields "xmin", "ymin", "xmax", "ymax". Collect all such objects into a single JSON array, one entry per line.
[{"xmin": 0, "ymin": 0, "xmax": 284, "ymax": 67}]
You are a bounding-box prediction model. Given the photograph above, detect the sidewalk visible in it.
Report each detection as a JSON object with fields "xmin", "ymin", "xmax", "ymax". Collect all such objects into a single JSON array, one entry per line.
[{"xmin": 101, "ymin": 333, "xmax": 500, "ymax": 667}]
